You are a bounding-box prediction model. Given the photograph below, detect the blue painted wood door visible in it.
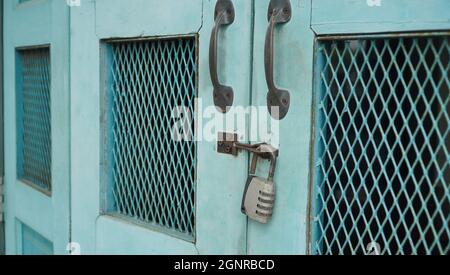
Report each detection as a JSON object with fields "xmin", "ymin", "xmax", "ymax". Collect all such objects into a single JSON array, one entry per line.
[
  {"xmin": 244, "ymin": 0, "xmax": 316, "ymax": 254},
  {"xmin": 3, "ymin": 0, "xmax": 70, "ymax": 255},
  {"xmin": 70, "ymin": 0, "xmax": 253, "ymax": 254},
  {"xmin": 308, "ymin": 0, "xmax": 450, "ymax": 255},
  {"xmin": 247, "ymin": 0, "xmax": 450, "ymax": 255}
]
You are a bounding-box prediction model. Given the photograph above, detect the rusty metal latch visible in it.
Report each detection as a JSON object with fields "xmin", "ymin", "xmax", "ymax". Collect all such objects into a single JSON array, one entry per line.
[
  {"xmin": 217, "ymin": 132, "xmax": 279, "ymax": 160},
  {"xmin": 217, "ymin": 133, "xmax": 279, "ymax": 223}
]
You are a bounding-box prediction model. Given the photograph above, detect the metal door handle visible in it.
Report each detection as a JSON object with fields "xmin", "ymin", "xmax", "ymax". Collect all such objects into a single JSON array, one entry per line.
[
  {"xmin": 210, "ymin": 0, "xmax": 235, "ymax": 113},
  {"xmin": 265, "ymin": 0, "xmax": 291, "ymax": 120}
]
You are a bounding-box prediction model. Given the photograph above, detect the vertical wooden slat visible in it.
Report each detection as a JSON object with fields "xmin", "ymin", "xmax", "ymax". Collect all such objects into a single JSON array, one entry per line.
[{"xmin": 0, "ymin": 0, "xmax": 5, "ymax": 256}]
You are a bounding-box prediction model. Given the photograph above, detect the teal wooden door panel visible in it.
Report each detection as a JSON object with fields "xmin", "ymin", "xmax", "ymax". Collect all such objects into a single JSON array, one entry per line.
[
  {"xmin": 196, "ymin": 0, "xmax": 253, "ymax": 255},
  {"xmin": 3, "ymin": 0, "xmax": 70, "ymax": 255},
  {"xmin": 17, "ymin": 222, "xmax": 54, "ymax": 255},
  {"xmin": 93, "ymin": 0, "xmax": 203, "ymax": 38},
  {"xmin": 312, "ymin": 0, "xmax": 450, "ymax": 35},
  {"xmin": 248, "ymin": 0, "xmax": 450, "ymax": 255},
  {"xmin": 70, "ymin": 0, "xmax": 253, "ymax": 254},
  {"xmin": 246, "ymin": 0, "xmax": 315, "ymax": 255}
]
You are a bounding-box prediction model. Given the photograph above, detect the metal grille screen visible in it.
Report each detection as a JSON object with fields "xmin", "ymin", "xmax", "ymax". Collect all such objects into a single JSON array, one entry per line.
[
  {"xmin": 17, "ymin": 47, "xmax": 51, "ymax": 192},
  {"xmin": 105, "ymin": 37, "xmax": 197, "ymax": 239},
  {"xmin": 313, "ymin": 35, "xmax": 450, "ymax": 255}
]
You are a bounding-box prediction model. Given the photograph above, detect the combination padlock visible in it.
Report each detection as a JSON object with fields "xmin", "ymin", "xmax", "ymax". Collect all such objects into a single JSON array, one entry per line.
[{"xmin": 240, "ymin": 144, "xmax": 278, "ymax": 224}]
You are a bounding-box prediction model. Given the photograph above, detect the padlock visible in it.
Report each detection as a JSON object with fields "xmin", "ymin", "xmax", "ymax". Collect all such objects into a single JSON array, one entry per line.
[{"xmin": 241, "ymin": 144, "xmax": 278, "ymax": 224}]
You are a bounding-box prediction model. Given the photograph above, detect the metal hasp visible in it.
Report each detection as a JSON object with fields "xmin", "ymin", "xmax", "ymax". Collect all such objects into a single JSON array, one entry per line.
[
  {"xmin": 217, "ymin": 132, "xmax": 279, "ymax": 161},
  {"xmin": 217, "ymin": 132, "xmax": 239, "ymax": 156},
  {"xmin": 217, "ymin": 133, "xmax": 279, "ymax": 224},
  {"xmin": 209, "ymin": 0, "xmax": 235, "ymax": 113},
  {"xmin": 236, "ymin": 143, "xmax": 278, "ymax": 180},
  {"xmin": 265, "ymin": 0, "xmax": 291, "ymax": 120}
]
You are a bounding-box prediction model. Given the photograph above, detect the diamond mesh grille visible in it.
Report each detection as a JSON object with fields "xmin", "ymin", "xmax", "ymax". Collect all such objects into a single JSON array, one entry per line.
[
  {"xmin": 17, "ymin": 47, "xmax": 52, "ymax": 192},
  {"xmin": 313, "ymin": 35, "xmax": 450, "ymax": 255},
  {"xmin": 106, "ymin": 37, "xmax": 197, "ymax": 239}
]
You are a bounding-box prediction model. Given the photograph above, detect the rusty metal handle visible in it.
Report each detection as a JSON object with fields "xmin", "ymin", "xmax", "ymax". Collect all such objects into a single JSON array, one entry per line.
[
  {"xmin": 265, "ymin": 0, "xmax": 291, "ymax": 120},
  {"xmin": 210, "ymin": 0, "xmax": 235, "ymax": 113}
]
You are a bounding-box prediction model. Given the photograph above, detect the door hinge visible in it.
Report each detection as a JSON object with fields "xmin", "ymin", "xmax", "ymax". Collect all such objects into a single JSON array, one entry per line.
[{"xmin": 0, "ymin": 177, "xmax": 3, "ymax": 223}]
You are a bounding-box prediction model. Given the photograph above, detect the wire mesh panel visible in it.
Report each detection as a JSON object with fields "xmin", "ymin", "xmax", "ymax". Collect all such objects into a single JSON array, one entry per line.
[
  {"xmin": 313, "ymin": 35, "xmax": 450, "ymax": 255},
  {"xmin": 16, "ymin": 47, "xmax": 51, "ymax": 192},
  {"xmin": 104, "ymin": 37, "xmax": 197, "ymax": 239}
]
